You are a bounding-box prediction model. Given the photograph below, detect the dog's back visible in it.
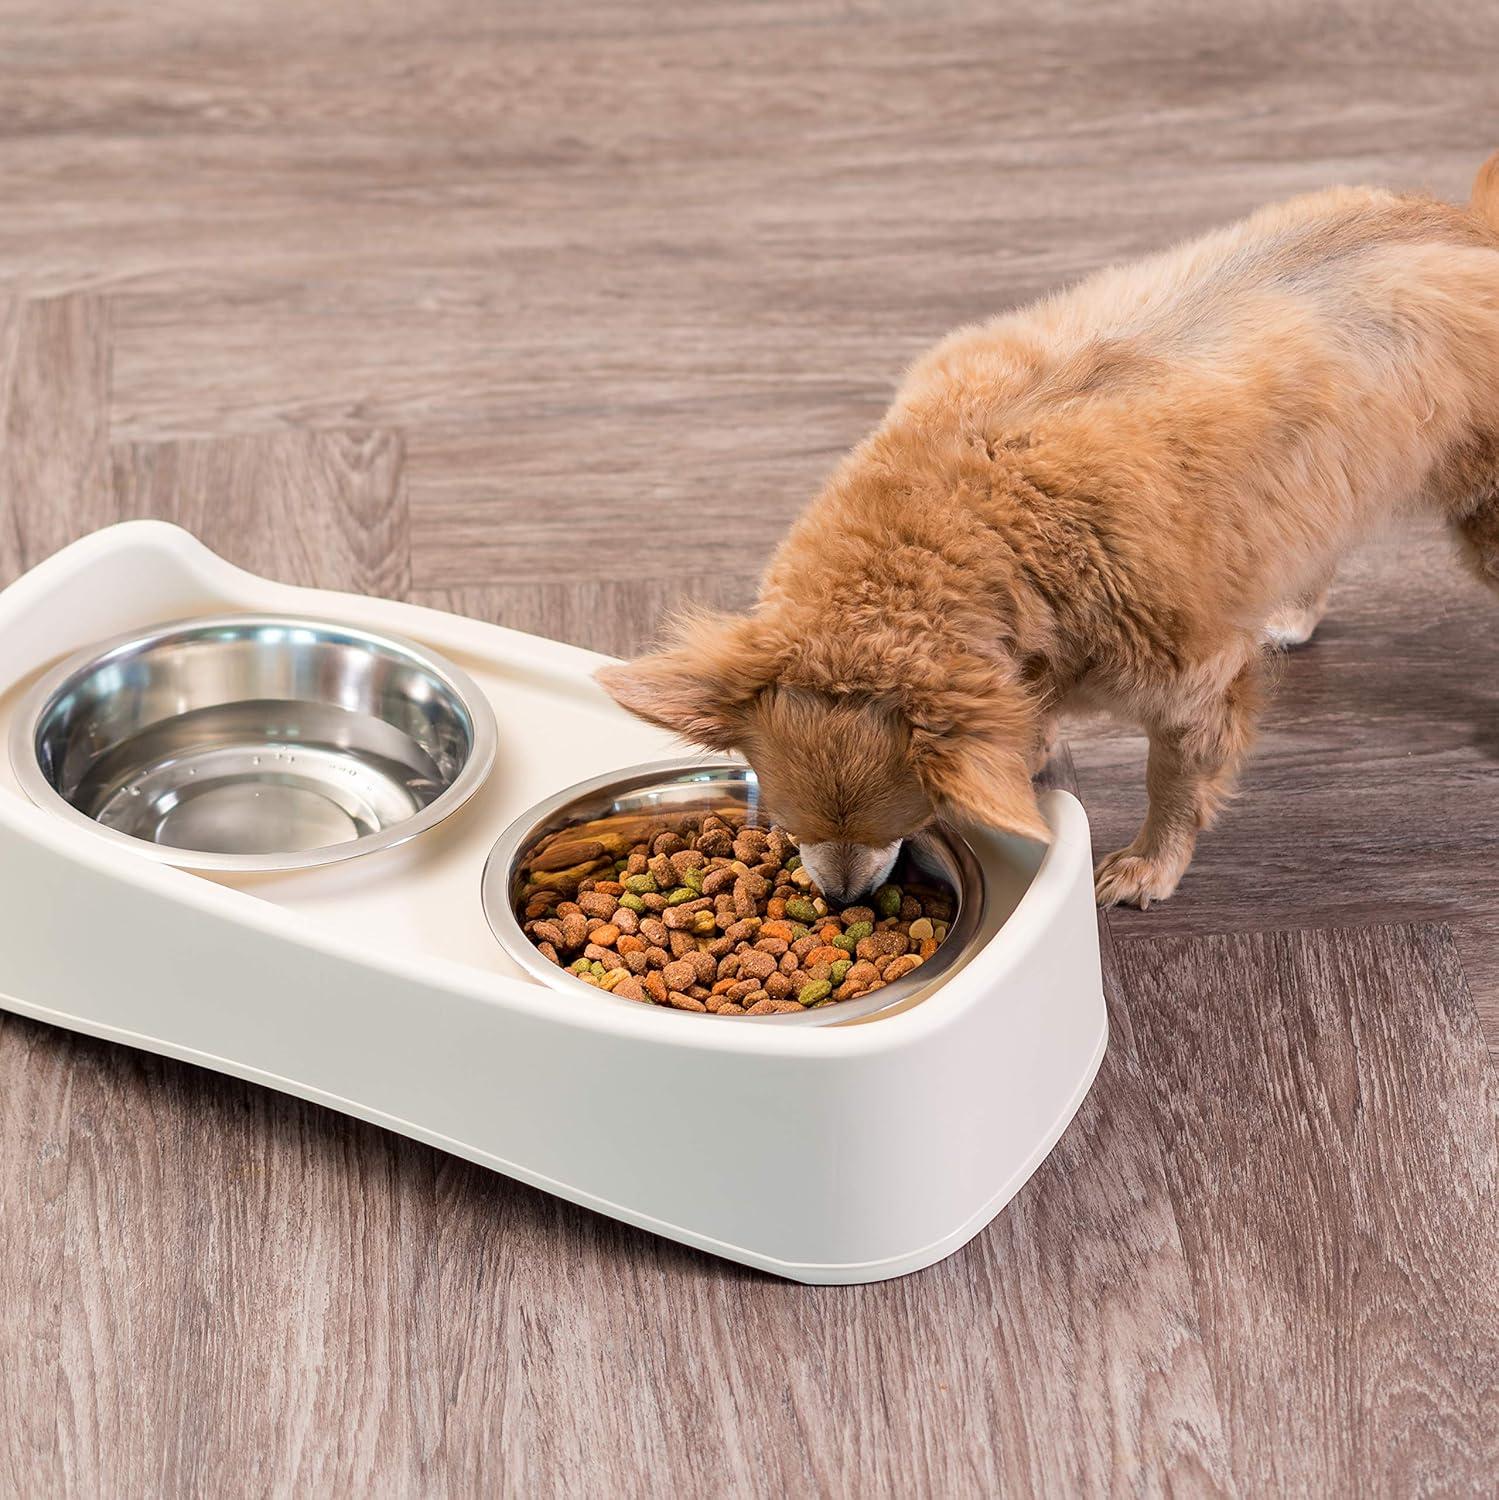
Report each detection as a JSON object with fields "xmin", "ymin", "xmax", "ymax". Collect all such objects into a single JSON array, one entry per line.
[{"xmin": 881, "ymin": 165, "xmax": 1499, "ymax": 632}]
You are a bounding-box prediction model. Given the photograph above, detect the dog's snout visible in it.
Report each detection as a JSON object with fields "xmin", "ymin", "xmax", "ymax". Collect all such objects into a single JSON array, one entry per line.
[{"xmin": 797, "ymin": 839, "xmax": 904, "ymax": 903}]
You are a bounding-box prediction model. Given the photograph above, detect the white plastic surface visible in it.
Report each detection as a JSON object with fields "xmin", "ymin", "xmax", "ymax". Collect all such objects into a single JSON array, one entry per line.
[{"xmin": 0, "ymin": 524, "xmax": 1107, "ymax": 1283}]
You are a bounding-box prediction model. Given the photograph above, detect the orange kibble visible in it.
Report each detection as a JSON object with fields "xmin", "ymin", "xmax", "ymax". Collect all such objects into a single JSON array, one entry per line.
[
  {"xmin": 759, "ymin": 919, "xmax": 795, "ymax": 941},
  {"xmin": 616, "ymin": 933, "xmax": 646, "ymax": 954},
  {"xmin": 766, "ymin": 897, "xmax": 788, "ymax": 920},
  {"xmin": 806, "ymin": 945, "xmax": 845, "ymax": 967}
]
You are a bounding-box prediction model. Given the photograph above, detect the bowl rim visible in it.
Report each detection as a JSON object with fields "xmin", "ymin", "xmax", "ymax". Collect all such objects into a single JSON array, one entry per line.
[
  {"xmin": 7, "ymin": 611, "xmax": 499, "ymax": 873},
  {"xmin": 480, "ymin": 755, "xmax": 987, "ymax": 1026}
]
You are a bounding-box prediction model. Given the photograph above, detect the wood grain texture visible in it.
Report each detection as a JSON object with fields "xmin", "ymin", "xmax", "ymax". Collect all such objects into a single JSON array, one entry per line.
[
  {"xmin": 0, "ymin": 294, "xmax": 110, "ymax": 585},
  {"xmin": 0, "ymin": 0, "xmax": 1496, "ymax": 1493},
  {"xmin": 111, "ymin": 431, "xmax": 409, "ymax": 598},
  {"xmin": 412, "ymin": 575, "xmax": 760, "ymax": 659},
  {"xmin": 50, "ymin": 1025, "xmax": 444, "ymax": 1496},
  {"xmin": 1110, "ymin": 924, "xmax": 1499, "ymax": 1495},
  {"xmin": 0, "ymin": 1014, "xmax": 72, "ymax": 1497}
]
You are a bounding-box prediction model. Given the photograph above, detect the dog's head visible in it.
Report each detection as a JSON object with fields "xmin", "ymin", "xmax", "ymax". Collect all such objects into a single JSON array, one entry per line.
[{"xmin": 596, "ymin": 611, "xmax": 1049, "ymax": 901}]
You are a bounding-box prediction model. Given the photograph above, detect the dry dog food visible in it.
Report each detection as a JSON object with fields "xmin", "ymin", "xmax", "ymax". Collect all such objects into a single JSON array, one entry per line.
[{"xmin": 516, "ymin": 810, "xmax": 954, "ymax": 1016}]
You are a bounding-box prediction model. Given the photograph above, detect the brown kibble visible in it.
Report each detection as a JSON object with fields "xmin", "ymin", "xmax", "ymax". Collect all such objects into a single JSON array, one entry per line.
[
  {"xmin": 737, "ymin": 949, "xmax": 777, "ymax": 981},
  {"xmin": 521, "ymin": 810, "xmax": 953, "ymax": 1017},
  {"xmin": 766, "ymin": 998, "xmax": 803, "ymax": 1014},
  {"xmin": 662, "ymin": 897, "xmax": 711, "ymax": 929},
  {"xmin": 662, "ymin": 959, "xmax": 696, "ymax": 991}
]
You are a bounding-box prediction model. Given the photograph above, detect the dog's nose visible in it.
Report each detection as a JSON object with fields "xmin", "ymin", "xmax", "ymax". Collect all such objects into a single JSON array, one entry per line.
[{"xmin": 797, "ymin": 839, "xmax": 904, "ymax": 905}]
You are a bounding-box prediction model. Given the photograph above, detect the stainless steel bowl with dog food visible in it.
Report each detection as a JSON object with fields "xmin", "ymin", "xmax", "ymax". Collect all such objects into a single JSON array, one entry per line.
[
  {"xmin": 10, "ymin": 615, "xmax": 497, "ymax": 872},
  {"xmin": 481, "ymin": 758, "xmax": 986, "ymax": 1024}
]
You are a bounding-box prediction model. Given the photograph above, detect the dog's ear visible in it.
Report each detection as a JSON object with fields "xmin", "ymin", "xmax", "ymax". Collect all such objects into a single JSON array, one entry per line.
[
  {"xmin": 595, "ymin": 611, "xmax": 770, "ymax": 751},
  {"xmin": 916, "ymin": 733, "xmax": 1051, "ymax": 843},
  {"xmin": 908, "ymin": 658, "xmax": 1050, "ymax": 843}
]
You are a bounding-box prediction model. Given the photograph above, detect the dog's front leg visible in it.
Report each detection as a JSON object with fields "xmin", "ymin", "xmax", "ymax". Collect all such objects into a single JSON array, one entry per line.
[{"xmin": 1094, "ymin": 660, "xmax": 1261, "ymax": 909}]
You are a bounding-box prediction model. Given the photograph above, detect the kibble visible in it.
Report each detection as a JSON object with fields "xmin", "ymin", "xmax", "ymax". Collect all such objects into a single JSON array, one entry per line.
[{"xmin": 517, "ymin": 810, "xmax": 954, "ymax": 1016}]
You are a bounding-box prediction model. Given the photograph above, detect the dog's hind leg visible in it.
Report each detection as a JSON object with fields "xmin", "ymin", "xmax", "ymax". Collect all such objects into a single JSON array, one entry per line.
[
  {"xmin": 1453, "ymin": 470, "xmax": 1499, "ymax": 590},
  {"xmin": 1263, "ymin": 578, "xmax": 1332, "ymax": 649},
  {"xmin": 1094, "ymin": 654, "xmax": 1263, "ymax": 909}
]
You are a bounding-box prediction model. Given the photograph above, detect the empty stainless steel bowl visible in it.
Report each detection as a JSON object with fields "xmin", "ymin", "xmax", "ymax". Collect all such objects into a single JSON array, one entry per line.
[
  {"xmin": 11, "ymin": 615, "xmax": 497, "ymax": 872},
  {"xmin": 481, "ymin": 757, "xmax": 986, "ymax": 1024}
]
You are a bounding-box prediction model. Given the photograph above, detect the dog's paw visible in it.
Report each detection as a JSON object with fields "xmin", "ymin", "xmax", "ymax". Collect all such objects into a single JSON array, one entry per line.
[{"xmin": 1093, "ymin": 848, "xmax": 1182, "ymax": 909}]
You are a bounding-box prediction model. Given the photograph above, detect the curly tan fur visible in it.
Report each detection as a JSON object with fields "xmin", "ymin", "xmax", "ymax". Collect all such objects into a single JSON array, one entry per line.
[{"xmin": 601, "ymin": 155, "xmax": 1499, "ymax": 907}]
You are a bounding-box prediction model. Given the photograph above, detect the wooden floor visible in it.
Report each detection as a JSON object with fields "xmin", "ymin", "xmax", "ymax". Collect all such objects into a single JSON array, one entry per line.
[{"xmin": 2, "ymin": 2, "xmax": 1497, "ymax": 1494}]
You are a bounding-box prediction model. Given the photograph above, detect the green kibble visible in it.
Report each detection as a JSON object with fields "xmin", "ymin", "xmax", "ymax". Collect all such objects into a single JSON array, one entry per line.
[
  {"xmin": 829, "ymin": 959, "xmax": 852, "ymax": 984},
  {"xmin": 617, "ymin": 893, "xmax": 647, "ymax": 913},
  {"xmin": 614, "ymin": 859, "xmax": 630, "ymax": 872},
  {"xmin": 785, "ymin": 896, "xmax": 818, "ymax": 923},
  {"xmin": 589, "ymin": 960, "xmax": 607, "ymax": 978},
  {"xmin": 682, "ymin": 868, "xmax": 704, "ymax": 892},
  {"xmin": 569, "ymin": 958, "xmax": 590, "ymax": 974},
  {"xmin": 832, "ymin": 932, "xmax": 857, "ymax": 953},
  {"xmin": 622, "ymin": 873, "xmax": 658, "ymax": 895},
  {"xmin": 786, "ymin": 854, "xmax": 802, "ymax": 872},
  {"xmin": 843, "ymin": 920, "xmax": 873, "ymax": 943},
  {"xmin": 797, "ymin": 979, "xmax": 832, "ymax": 1007},
  {"xmin": 788, "ymin": 922, "xmax": 811, "ymax": 942},
  {"xmin": 666, "ymin": 886, "xmax": 698, "ymax": 905},
  {"xmin": 874, "ymin": 884, "xmax": 903, "ymax": 918}
]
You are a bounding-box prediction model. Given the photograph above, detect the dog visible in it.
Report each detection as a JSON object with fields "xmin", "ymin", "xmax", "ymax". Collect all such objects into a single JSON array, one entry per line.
[{"xmin": 599, "ymin": 154, "xmax": 1499, "ymax": 907}]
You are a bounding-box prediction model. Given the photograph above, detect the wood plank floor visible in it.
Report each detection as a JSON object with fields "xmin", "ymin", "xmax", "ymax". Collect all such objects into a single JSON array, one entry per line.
[{"xmin": 1, "ymin": 2, "xmax": 1496, "ymax": 1494}]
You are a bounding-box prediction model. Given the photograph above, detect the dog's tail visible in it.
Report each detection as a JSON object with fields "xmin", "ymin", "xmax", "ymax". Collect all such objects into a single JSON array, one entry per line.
[{"xmin": 1472, "ymin": 150, "xmax": 1499, "ymax": 230}]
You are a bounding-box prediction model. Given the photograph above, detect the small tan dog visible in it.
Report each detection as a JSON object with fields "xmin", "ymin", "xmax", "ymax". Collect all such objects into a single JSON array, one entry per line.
[{"xmin": 600, "ymin": 155, "xmax": 1499, "ymax": 908}]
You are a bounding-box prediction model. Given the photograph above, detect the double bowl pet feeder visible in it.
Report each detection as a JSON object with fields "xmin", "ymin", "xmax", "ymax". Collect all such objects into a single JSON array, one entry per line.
[{"xmin": 0, "ymin": 523, "xmax": 1106, "ymax": 1283}]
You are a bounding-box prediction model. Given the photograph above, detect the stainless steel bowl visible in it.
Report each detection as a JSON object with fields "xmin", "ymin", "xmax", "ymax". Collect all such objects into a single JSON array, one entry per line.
[
  {"xmin": 11, "ymin": 614, "xmax": 498, "ymax": 872},
  {"xmin": 481, "ymin": 758, "xmax": 986, "ymax": 1025}
]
